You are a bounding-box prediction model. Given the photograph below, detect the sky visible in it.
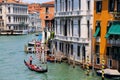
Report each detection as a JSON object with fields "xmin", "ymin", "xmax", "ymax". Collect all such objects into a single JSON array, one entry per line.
[{"xmin": 22, "ymin": 0, "xmax": 54, "ymax": 3}]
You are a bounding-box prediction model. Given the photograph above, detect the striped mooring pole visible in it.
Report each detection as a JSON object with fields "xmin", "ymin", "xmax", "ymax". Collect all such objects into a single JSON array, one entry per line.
[
  {"xmin": 102, "ymin": 59, "xmax": 105, "ymax": 80},
  {"xmin": 86, "ymin": 56, "xmax": 90, "ymax": 76}
]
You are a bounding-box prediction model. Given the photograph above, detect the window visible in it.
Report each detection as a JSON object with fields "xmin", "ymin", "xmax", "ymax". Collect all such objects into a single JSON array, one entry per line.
[
  {"xmin": 87, "ymin": 20, "xmax": 90, "ymax": 38},
  {"xmin": 8, "ymin": 16, "xmax": 11, "ymax": 22},
  {"xmin": 8, "ymin": 7, "xmax": 10, "ymax": 13},
  {"xmin": 59, "ymin": 43, "xmax": 61, "ymax": 51},
  {"xmin": 72, "ymin": 0, "xmax": 74, "ymax": 11},
  {"xmin": 96, "ymin": 57, "xmax": 100, "ymax": 64},
  {"xmin": 71, "ymin": 44, "xmax": 73, "ymax": 55},
  {"xmin": 106, "ymin": 47, "xmax": 111, "ymax": 56},
  {"xmin": 77, "ymin": 46, "xmax": 80, "ymax": 57},
  {"xmin": 0, "ymin": 16, "xmax": 2, "ymax": 19},
  {"xmin": 87, "ymin": 0, "xmax": 90, "ymax": 10},
  {"xmin": 62, "ymin": 43, "xmax": 64, "ymax": 52},
  {"xmin": 65, "ymin": 0, "xmax": 68, "ymax": 11},
  {"xmin": 0, "ymin": 9, "xmax": 2, "ymax": 14},
  {"xmin": 117, "ymin": 0, "xmax": 120, "ymax": 12},
  {"xmin": 82, "ymin": 46, "xmax": 85, "ymax": 58},
  {"xmin": 108, "ymin": 0, "xmax": 115, "ymax": 12},
  {"xmin": 55, "ymin": 42, "xmax": 57, "ymax": 50},
  {"xmin": 56, "ymin": 20, "xmax": 57, "ymax": 34},
  {"xmin": 60, "ymin": 0, "xmax": 62, "ymax": 11},
  {"xmin": 78, "ymin": 20, "xmax": 80, "ymax": 37},
  {"xmin": 95, "ymin": 45, "xmax": 100, "ymax": 53},
  {"xmin": 79, "ymin": 0, "xmax": 81, "ymax": 10},
  {"xmin": 46, "ymin": 7, "xmax": 49, "ymax": 14},
  {"xmin": 96, "ymin": 1, "xmax": 102, "ymax": 13},
  {"xmin": 108, "ymin": 59, "xmax": 112, "ymax": 68},
  {"xmin": 46, "ymin": 16, "xmax": 48, "ymax": 18},
  {"xmin": 71, "ymin": 20, "xmax": 73, "ymax": 36}
]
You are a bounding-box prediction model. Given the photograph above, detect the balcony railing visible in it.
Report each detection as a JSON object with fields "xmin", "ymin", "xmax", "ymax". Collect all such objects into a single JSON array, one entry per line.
[
  {"xmin": 55, "ymin": 10, "xmax": 83, "ymax": 17},
  {"xmin": 112, "ymin": 11, "xmax": 120, "ymax": 18},
  {"xmin": 55, "ymin": 35, "xmax": 89, "ymax": 43},
  {"xmin": 107, "ymin": 39, "xmax": 120, "ymax": 46}
]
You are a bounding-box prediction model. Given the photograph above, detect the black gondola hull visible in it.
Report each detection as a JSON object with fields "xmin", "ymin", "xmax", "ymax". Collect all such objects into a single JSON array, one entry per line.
[{"xmin": 24, "ymin": 60, "xmax": 47, "ymax": 73}]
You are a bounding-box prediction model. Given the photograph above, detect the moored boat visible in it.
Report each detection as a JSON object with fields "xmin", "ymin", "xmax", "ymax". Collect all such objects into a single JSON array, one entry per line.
[
  {"xmin": 96, "ymin": 68, "xmax": 120, "ymax": 78},
  {"xmin": 47, "ymin": 56, "xmax": 56, "ymax": 62},
  {"xmin": 24, "ymin": 60, "xmax": 47, "ymax": 73}
]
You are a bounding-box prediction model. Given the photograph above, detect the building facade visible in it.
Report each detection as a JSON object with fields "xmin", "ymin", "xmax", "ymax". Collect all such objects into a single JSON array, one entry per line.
[
  {"xmin": 93, "ymin": 0, "xmax": 120, "ymax": 71},
  {"xmin": 28, "ymin": 11, "xmax": 41, "ymax": 32},
  {"xmin": 0, "ymin": 0, "xmax": 28, "ymax": 34},
  {"xmin": 54, "ymin": 0, "xmax": 93, "ymax": 64},
  {"xmin": 40, "ymin": 1, "xmax": 54, "ymax": 31}
]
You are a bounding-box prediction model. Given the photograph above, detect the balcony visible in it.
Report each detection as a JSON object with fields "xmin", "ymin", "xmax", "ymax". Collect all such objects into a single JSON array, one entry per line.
[
  {"xmin": 112, "ymin": 11, "xmax": 120, "ymax": 19},
  {"xmin": 55, "ymin": 10, "xmax": 83, "ymax": 17},
  {"xmin": 107, "ymin": 39, "xmax": 120, "ymax": 47},
  {"xmin": 54, "ymin": 35, "xmax": 89, "ymax": 44}
]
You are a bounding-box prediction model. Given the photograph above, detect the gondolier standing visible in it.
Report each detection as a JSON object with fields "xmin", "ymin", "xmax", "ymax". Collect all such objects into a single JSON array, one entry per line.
[{"xmin": 29, "ymin": 56, "xmax": 33, "ymax": 65}]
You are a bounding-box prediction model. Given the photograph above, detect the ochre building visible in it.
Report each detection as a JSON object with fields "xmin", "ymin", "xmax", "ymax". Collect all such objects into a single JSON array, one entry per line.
[{"xmin": 93, "ymin": 0, "xmax": 120, "ymax": 71}]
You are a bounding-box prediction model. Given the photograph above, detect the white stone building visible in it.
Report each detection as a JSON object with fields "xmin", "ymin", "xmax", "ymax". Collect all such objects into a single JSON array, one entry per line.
[
  {"xmin": 0, "ymin": 0, "xmax": 28, "ymax": 34},
  {"xmin": 54, "ymin": 0, "xmax": 93, "ymax": 63},
  {"xmin": 28, "ymin": 11, "xmax": 41, "ymax": 32}
]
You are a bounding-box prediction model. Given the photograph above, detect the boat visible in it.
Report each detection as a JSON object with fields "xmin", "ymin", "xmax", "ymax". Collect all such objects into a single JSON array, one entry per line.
[
  {"xmin": 47, "ymin": 56, "xmax": 56, "ymax": 62},
  {"xmin": 26, "ymin": 40, "xmax": 41, "ymax": 53},
  {"xmin": 24, "ymin": 60, "xmax": 47, "ymax": 73},
  {"xmin": 96, "ymin": 68, "xmax": 120, "ymax": 78}
]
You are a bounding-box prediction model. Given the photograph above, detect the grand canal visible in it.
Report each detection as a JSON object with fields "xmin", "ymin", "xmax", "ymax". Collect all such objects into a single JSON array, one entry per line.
[{"xmin": 0, "ymin": 34, "xmax": 111, "ymax": 80}]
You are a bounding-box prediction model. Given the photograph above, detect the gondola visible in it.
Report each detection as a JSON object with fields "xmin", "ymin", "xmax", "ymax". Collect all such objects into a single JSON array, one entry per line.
[{"xmin": 24, "ymin": 60, "xmax": 48, "ymax": 73}]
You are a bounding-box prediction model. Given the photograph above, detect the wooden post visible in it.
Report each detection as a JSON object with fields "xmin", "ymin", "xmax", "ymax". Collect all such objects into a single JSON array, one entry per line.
[
  {"xmin": 73, "ymin": 55, "xmax": 75, "ymax": 68},
  {"xmin": 86, "ymin": 56, "xmax": 90, "ymax": 76},
  {"xmin": 34, "ymin": 41, "xmax": 36, "ymax": 53},
  {"xmin": 24, "ymin": 44, "xmax": 27, "ymax": 53},
  {"xmin": 102, "ymin": 58, "xmax": 105, "ymax": 80}
]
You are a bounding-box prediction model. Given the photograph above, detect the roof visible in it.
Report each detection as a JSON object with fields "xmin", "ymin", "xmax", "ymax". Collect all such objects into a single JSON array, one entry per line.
[
  {"xmin": 0, "ymin": 0, "xmax": 27, "ymax": 5},
  {"xmin": 41, "ymin": 1, "xmax": 54, "ymax": 7},
  {"xmin": 42, "ymin": 1, "xmax": 54, "ymax": 5}
]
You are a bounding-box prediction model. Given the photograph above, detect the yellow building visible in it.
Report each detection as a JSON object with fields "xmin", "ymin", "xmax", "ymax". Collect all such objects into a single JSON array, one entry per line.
[{"xmin": 93, "ymin": 0, "xmax": 120, "ymax": 71}]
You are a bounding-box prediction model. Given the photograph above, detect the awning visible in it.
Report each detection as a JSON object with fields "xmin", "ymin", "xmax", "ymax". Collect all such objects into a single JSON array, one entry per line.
[
  {"xmin": 93, "ymin": 27, "xmax": 100, "ymax": 38},
  {"xmin": 105, "ymin": 22, "xmax": 120, "ymax": 38},
  {"xmin": 108, "ymin": 24, "xmax": 120, "ymax": 35},
  {"xmin": 105, "ymin": 33, "xmax": 110, "ymax": 38}
]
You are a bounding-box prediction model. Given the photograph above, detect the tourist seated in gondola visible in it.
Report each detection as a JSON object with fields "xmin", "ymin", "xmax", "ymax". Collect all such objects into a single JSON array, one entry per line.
[
  {"xmin": 34, "ymin": 65, "xmax": 39, "ymax": 69},
  {"xmin": 34, "ymin": 65, "xmax": 42, "ymax": 70}
]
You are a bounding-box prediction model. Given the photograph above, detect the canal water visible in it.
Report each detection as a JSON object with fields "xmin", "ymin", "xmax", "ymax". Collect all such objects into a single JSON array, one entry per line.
[{"xmin": 0, "ymin": 34, "xmax": 111, "ymax": 80}]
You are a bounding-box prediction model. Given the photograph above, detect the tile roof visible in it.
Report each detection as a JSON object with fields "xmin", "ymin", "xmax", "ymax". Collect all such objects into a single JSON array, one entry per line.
[
  {"xmin": 42, "ymin": 0, "xmax": 54, "ymax": 5},
  {"xmin": 0, "ymin": 0, "xmax": 27, "ymax": 5}
]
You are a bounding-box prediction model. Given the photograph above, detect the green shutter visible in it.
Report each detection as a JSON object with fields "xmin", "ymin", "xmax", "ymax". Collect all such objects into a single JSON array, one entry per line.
[{"xmin": 93, "ymin": 27, "xmax": 100, "ymax": 38}]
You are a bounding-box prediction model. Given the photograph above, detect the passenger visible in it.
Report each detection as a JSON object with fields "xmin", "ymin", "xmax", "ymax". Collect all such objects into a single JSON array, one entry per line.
[
  {"xmin": 39, "ymin": 66, "xmax": 42, "ymax": 70},
  {"xmin": 29, "ymin": 56, "xmax": 33, "ymax": 65},
  {"xmin": 34, "ymin": 65, "xmax": 40, "ymax": 70},
  {"xmin": 34, "ymin": 65, "xmax": 37, "ymax": 69}
]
